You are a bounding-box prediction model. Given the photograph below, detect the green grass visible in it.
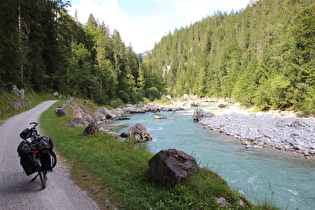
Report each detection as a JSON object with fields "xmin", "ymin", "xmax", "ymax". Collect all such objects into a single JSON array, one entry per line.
[
  {"xmin": 0, "ymin": 88, "xmax": 55, "ymax": 120},
  {"xmin": 40, "ymin": 100, "xmax": 278, "ymax": 209}
]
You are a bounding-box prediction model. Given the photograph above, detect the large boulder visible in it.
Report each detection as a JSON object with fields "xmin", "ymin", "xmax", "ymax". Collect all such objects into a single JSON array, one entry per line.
[
  {"xmin": 94, "ymin": 112, "xmax": 107, "ymax": 122},
  {"xmin": 12, "ymin": 85, "xmax": 24, "ymax": 100},
  {"xmin": 66, "ymin": 118, "xmax": 86, "ymax": 127},
  {"xmin": 83, "ymin": 122, "xmax": 99, "ymax": 136},
  {"xmin": 146, "ymin": 105, "xmax": 160, "ymax": 113},
  {"xmin": 160, "ymin": 106, "xmax": 184, "ymax": 112},
  {"xmin": 123, "ymin": 107, "xmax": 147, "ymax": 114},
  {"xmin": 55, "ymin": 98, "xmax": 74, "ymax": 117},
  {"xmin": 70, "ymin": 103, "xmax": 94, "ymax": 123},
  {"xmin": 55, "ymin": 107, "xmax": 66, "ymax": 117},
  {"xmin": 96, "ymin": 107, "xmax": 113, "ymax": 119},
  {"xmin": 131, "ymin": 107, "xmax": 147, "ymax": 113},
  {"xmin": 127, "ymin": 123, "xmax": 152, "ymax": 142},
  {"xmin": 190, "ymin": 101, "xmax": 200, "ymax": 107},
  {"xmin": 148, "ymin": 149, "xmax": 200, "ymax": 186},
  {"xmin": 53, "ymin": 91, "xmax": 59, "ymax": 98},
  {"xmin": 108, "ymin": 108, "xmax": 124, "ymax": 118},
  {"xmin": 193, "ymin": 108, "xmax": 215, "ymax": 122}
]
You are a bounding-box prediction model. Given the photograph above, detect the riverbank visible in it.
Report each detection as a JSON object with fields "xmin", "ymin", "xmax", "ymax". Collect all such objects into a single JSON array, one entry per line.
[{"xmin": 191, "ymin": 103, "xmax": 315, "ymax": 159}]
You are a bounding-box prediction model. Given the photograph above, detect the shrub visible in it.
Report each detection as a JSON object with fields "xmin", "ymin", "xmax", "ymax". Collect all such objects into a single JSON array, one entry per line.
[
  {"xmin": 118, "ymin": 90, "xmax": 130, "ymax": 103},
  {"xmin": 129, "ymin": 87, "xmax": 142, "ymax": 104},
  {"xmin": 110, "ymin": 98, "xmax": 124, "ymax": 108},
  {"xmin": 142, "ymin": 97, "xmax": 151, "ymax": 105},
  {"xmin": 145, "ymin": 87, "xmax": 161, "ymax": 101}
]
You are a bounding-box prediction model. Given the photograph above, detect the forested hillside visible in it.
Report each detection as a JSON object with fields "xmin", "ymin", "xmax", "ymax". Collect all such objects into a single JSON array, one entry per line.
[
  {"xmin": 143, "ymin": 0, "xmax": 315, "ymax": 113},
  {"xmin": 0, "ymin": 0, "xmax": 157, "ymax": 106},
  {"xmin": 1, "ymin": 0, "xmax": 314, "ymax": 114}
]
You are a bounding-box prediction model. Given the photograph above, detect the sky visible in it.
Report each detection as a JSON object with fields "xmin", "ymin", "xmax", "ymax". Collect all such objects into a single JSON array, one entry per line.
[{"xmin": 68, "ymin": 0, "xmax": 250, "ymax": 53}]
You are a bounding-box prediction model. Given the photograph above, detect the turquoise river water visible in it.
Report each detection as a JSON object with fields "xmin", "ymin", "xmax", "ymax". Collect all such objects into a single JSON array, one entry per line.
[{"xmin": 104, "ymin": 105, "xmax": 315, "ymax": 209}]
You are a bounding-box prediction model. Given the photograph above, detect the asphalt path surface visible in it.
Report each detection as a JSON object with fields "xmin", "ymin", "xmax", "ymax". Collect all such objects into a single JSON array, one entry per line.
[{"xmin": 0, "ymin": 100, "xmax": 99, "ymax": 209}]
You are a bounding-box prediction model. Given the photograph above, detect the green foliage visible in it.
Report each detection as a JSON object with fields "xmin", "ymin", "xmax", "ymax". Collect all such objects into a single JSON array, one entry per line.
[
  {"xmin": 67, "ymin": 42, "xmax": 93, "ymax": 96},
  {"xmin": 0, "ymin": 1, "xmax": 20, "ymax": 88},
  {"xmin": 232, "ymin": 73, "xmax": 257, "ymax": 107},
  {"xmin": 301, "ymin": 86, "xmax": 315, "ymax": 115},
  {"xmin": 0, "ymin": 88, "xmax": 54, "ymax": 120},
  {"xmin": 145, "ymin": 87, "xmax": 161, "ymax": 101},
  {"xmin": 2, "ymin": 0, "xmax": 314, "ymax": 114},
  {"xmin": 269, "ymin": 76, "xmax": 291, "ymax": 109},
  {"xmin": 129, "ymin": 87, "xmax": 142, "ymax": 104},
  {"xmin": 143, "ymin": 0, "xmax": 315, "ymax": 114},
  {"xmin": 290, "ymin": 3, "xmax": 315, "ymax": 64},
  {"xmin": 0, "ymin": 2, "xmax": 141, "ymax": 106},
  {"xmin": 154, "ymin": 95, "xmax": 172, "ymax": 105},
  {"xmin": 142, "ymin": 97, "xmax": 151, "ymax": 105},
  {"xmin": 39, "ymin": 100, "xmax": 276, "ymax": 209},
  {"xmin": 117, "ymin": 90, "xmax": 130, "ymax": 103},
  {"xmin": 110, "ymin": 98, "xmax": 124, "ymax": 108}
]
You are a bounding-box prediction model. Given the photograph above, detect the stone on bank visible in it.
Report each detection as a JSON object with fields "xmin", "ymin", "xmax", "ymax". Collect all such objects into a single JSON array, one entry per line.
[{"xmin": 148, "ymin": 149, "xmax": 200, "ymax": 186}]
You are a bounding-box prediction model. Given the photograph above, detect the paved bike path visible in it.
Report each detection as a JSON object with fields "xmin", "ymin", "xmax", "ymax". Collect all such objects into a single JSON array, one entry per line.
[{"xmin": 0, "ymin": 100, "xmax": 99, "ymax": 209}]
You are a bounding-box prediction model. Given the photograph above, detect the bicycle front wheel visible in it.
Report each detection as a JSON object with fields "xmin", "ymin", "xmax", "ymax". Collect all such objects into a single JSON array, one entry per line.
[{"xmin": 38, "ymin": 167, "xmax": 47, "ymax": 189}]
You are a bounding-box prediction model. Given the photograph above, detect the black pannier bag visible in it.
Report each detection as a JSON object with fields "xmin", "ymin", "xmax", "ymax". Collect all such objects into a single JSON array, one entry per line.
[
  {"xmin": 20, "ymin": 154, "xmax": 36, "ymax": 175},
  {"xmin": 17, "ymin": 141, "xmax": 31, "ymax": 156},
  {"xmin": 17, "ymin": 141, "xmax": 36, "ymax": 175},
  {"xmin": 20, "ymin": 128, "xmax": 31, "ymax": 140},
  {"xmin": 38, "ymin": 136, "xmax": 57, "ymax": 171},
  {"xmin": 41, "ymin": 151, "xmax": 57, "ymax": 171},
  {"xmin": 38, "ymin": 136, "xmax": 53, "ymax": 152}
]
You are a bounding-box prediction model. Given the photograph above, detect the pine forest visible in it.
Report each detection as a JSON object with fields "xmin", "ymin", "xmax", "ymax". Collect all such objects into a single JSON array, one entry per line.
[{"xmin": 1, "ymin": 0, "xmax": 315, "ymax": 114}]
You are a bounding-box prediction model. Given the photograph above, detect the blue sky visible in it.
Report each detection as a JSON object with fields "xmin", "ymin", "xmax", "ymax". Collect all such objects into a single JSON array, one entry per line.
[{"xmin": 68, "ymin": 0, "xmax": 250, "ymax": 53}]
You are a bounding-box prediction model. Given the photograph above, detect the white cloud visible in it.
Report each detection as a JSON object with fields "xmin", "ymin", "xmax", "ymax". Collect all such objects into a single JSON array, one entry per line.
[
  {"xmin": 69, "ymin": 0, "xmax": 150, "ymax": 53},
  {"xmin": 160, "ymin": 0, "xmax": 250, "ymax": 24},
  {"xmin": 68, "ymin": 0, "xmax": 250, "ymax": 53},
  {"xmin": 68, "ymin": 0, "xmax": 130, "ymax": 32}
]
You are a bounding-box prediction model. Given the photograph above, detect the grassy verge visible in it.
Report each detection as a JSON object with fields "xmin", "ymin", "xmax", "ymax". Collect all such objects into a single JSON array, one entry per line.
[{"xmin": 40, "ymin": 100, "xmax": 277, "ymax": 209}]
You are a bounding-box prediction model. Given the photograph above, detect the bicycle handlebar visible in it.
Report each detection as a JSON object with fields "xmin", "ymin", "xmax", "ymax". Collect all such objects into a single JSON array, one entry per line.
[{"xmin": 30, "ymin": 122, "xmax": 38, "ymax": 129}]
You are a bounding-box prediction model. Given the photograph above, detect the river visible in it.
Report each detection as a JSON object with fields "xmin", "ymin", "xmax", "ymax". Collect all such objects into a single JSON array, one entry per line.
[{"xmin": 104, "ymin": 104, "xmax": 315, "ymax": 210}]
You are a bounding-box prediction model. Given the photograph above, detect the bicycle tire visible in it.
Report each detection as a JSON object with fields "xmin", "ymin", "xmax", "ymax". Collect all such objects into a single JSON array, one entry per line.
[
  {"xmin": 50, "ymin": 150, "xmax": 57, "ymax": 169},
  {"xmin": 38, "ymin": 167, "xmax": 47, "ymax": 189}
]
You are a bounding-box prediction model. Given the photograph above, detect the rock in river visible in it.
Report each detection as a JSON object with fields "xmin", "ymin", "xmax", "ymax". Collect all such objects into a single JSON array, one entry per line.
[
  {"xmin": 193, "ymin": 108, "xmax": 215, "ymax": 122},
  {"xmin": 127, "ymin": 123, "xmax": 152, "ymax": 142}
]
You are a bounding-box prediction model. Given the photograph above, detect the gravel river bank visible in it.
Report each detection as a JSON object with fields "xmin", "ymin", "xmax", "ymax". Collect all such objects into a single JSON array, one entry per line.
[{"xmin": 194, "ymin": 107, "xmax": 315, "ymax": 158}]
